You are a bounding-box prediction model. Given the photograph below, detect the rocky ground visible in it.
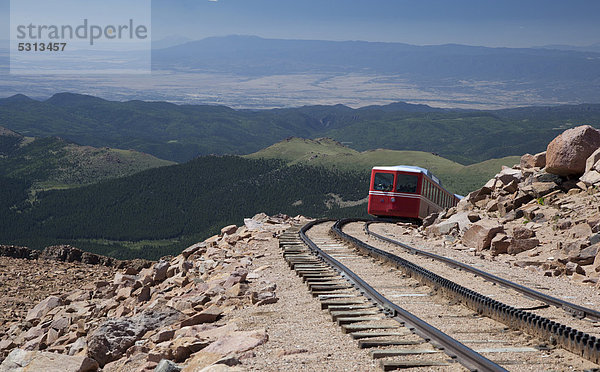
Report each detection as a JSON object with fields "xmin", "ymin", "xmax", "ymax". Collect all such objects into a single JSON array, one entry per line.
[
  {"xmin": 424, "ymin": 125, "xmax": 600, "ymax": 286},
  {"xmin": 0, "ymin": 213, "xmax": 380, "ymax": 372}
]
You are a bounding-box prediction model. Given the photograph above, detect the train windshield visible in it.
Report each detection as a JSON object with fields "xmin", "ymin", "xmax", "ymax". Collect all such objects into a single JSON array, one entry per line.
[
  {"xmin": 373, "ymin": 172, "xmax": 394, "ymax": 191},
  {"xmin": 396, "ymin": 174, "xmax": 418, "ymax": 193}
]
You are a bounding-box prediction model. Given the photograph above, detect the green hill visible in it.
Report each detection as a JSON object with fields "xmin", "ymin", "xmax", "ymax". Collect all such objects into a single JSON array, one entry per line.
[
  {"xmin": 246, "ymin": 137, "xmax": 521, "ymax": 195},
  {"xmin": 0, "ymin": 156, "xmax": 369, "ymax": 260},
  {"xmin": 1, "ymin": 93, "xmax": 599, "ymax": 164},
  {"xmin": 0, "ymin": 127, "xmax": 174, "ymax": 192}
]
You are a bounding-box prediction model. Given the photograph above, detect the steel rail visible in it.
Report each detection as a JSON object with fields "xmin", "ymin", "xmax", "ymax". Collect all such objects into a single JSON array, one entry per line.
[
  {"xmin": 332, "ymin": 218, "xmax": 600, "ymax": 365},
  {"xmin": 364, "ymin": 219, "xmax": 600, "ymax": 321},
  {"xmin": 300, "ymin": 219, "xmax": 507, "ymax": 372}
]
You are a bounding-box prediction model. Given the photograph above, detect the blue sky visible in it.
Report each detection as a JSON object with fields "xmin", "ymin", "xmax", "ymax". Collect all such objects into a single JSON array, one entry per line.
[{"xmin": 2, "ymin": 0, "xmax": 600, "ymax": 47}]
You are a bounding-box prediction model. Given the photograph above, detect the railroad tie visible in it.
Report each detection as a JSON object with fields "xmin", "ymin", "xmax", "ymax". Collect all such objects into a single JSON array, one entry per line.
[{"xmin": 280, "ymin": 227, "xmax": 455, "ymax": 371}]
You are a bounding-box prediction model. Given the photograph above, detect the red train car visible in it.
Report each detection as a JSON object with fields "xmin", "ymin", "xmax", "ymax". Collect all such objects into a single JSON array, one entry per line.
[{"xmin": 367, "ymin": 165, "xmax": 460, "ymax": 220}]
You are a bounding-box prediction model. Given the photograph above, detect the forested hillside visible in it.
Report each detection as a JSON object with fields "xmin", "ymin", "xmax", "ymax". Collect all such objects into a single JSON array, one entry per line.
[
  {"xmin": 1, "ymin": 93, "xmax": 599, "ymax": 164},
  {"xmin": 246, "ymin": 137, "xmax": 521, "ymax": 195},
  {"xmin": 0, "ymin": 127, "xmax": 173, "ymax": 191},
  {"xmin": 0, "ymin": 156, "xmax": 369, "ymax": 259}
]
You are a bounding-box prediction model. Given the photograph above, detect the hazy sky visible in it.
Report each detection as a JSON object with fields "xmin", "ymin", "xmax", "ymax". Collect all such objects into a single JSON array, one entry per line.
[{"xmin": 2, "ymin": 0, "xmax": 599, "ymax": 47}]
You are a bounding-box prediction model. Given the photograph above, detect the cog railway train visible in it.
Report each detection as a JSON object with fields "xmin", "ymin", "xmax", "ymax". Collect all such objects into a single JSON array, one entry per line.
[{"xmin": 367, "ymin": 165, "xmax": 461, "ymax": 220}]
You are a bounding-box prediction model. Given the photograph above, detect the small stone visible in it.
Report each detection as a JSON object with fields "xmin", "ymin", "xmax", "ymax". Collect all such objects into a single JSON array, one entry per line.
[
  {"xmin": 115, "ymin": 287, "xmax": 132, "ymax": 300},
  {"xmin": 154, "ymin": 359, "xmax": 181, "ymax": 372},
  {"xmin": 569, "ymin": 244, "xmax": 599, "ymax": 265},
  {"xmin": 565, "ymin": 262, "xmax": 586, "ymax": 275},
  {"xmin": 25, "ymin": 296, "xmax": 63, "ymax": 323},
  {"xmin": 0, "ymin": 349, "xmax": 98, "ymax": 372},
  {"xmin": 462, "ymin": 220, "xmax": 504, "ymax": 251},
  {"xmin": 151, "ymin": 329, "xmax": 176, "ymax": 343},
  {"xmin": 180, "ymin": 305, "xmax": 222, "ymax": 327},
  {"xmin": 513, "ymin": 226, "xmax": 535, "ymax": 240},
  {"xmin": 153, "ymin": 260, "xmax": 170, "ymax": 282},
  {"xmin": 202, "ymin": 329, "xmax": 268, "ymax": 355},
  {"xmin": 220, "ymin": 225, "xmax": 238, "ymax": 236},
  {"xmin": 581, "ymin": 170, "xmax": 600, "ymax": 186},
  {"xmin": 586, "ymin": 148, "xmax": 600, "ymax": 173},
  {"xmin": 507, "ymin": 238, "xmax": 540, "ymax": 255}
]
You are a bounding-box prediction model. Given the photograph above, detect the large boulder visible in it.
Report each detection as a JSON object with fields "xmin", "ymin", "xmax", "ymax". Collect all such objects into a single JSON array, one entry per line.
[
  {"xmin": 462, "ymin": 220, "xmax": 504, "ymax": 251},
  {"xmin": 546, "ymin": 125, "xmax": 600, "ymax": 176},
  {"xmin": 0, "ymin": 349, "xmax": 98, "ymax": 372}
]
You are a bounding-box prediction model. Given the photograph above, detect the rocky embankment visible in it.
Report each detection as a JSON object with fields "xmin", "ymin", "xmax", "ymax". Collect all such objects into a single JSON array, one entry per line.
[
  {"xmin": 0, "ymin": 213, "xmax": 309, "ymax": 371},
  {"xmin": 425, "ymin": 125, "xmax": 600, "ymax": 284}
]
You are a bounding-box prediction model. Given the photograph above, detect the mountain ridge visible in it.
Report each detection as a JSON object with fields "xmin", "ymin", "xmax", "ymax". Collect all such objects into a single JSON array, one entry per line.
[
  {"xmin": 1, "ymin": 92, "xmax": 599, "ymax": 164},
  {"xmin": 0, "ymin": 128, "xmax": 174, "ymax": 191}
]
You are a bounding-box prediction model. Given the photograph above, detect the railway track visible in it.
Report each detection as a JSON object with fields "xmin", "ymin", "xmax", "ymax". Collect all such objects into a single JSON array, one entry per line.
[{"xmin": 279, "ymin": 219, "xmax": 600, "ymax": 371}]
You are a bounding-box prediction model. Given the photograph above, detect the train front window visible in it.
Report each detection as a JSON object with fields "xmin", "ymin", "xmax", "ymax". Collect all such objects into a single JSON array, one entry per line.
[
  {"xmin": 396, "ymin": 174, "xmax": 418, "ymax": 193},
  {"xmin": 373, "ymin": 173, "xmax": 394, "ymax": 191}
]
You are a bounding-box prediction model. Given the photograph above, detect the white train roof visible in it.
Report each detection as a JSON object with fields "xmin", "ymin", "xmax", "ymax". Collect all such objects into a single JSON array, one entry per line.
[{"xmin": 372, "ymin": 165, "xmax": 441, "ymax": 186}]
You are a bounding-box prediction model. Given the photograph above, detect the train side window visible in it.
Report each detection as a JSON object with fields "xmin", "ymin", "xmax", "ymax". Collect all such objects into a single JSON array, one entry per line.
[
  {"xmin": 396, "ymin": 174, "xmax": 418, "ymax": 193},
  {"xmin": 373, "ymin": 173, "xmax": 394, "ymax": 191}
]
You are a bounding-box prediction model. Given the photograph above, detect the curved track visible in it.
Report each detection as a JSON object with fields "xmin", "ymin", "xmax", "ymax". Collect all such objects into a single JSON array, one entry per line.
[
  {"xmin": 280, "ymin": 219, "xmax": 600, "ymax": 371},
  {"xmin": 364, "ymin": 220, "xmax": 600, "ymax": 321}
]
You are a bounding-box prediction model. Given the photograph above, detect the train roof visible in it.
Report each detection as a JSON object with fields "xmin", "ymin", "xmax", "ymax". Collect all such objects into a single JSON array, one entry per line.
[{"xmin": 372, "ymin": 165, "xmax": 441, "ymax": 186}]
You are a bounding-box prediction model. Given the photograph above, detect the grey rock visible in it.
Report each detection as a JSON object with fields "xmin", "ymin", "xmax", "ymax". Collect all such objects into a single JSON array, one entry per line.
[
  {"xmin": 500, "ymin": 209, "xmax": 524, "ymax": 223},
  {"xmin": 154, "ymin": 359, "xmax": 181, "ymax": 372},
  {"xmin": 580, "ymin": 170, "xmax": 600, "ymax": 186},
  {"xmin": 68, "ymin": 337, "xmax": 87, "ymax": 356},
  {"xmin": 521, "ymin": 182, "xmax": 559, "ymax": 198},
  {"xmin": 153, "ymin": 260, "xmax": 170, "ymax": 282},
  {"xmin": 421, "ymin": 212, "xmax": 439, "ymax": 228},
  {"xmin": 87, "ymin": 308, "xmax": 182, "ymax": 367},
  {"xmin": 585, "ymin": 148, "xmax": 600, "ymax": 173},
  {"xmin": 590, "ymin": 233, "xmax": 600, "ymax": 246},
  {"xmin": 496, "ymin": 168, "xmax": 523, "ymax": 185},
  {"xmin": 25, "ymin": 296, "xmax": 62, "ymax": 323},
  {"xmin": 569, "ymin": 244, "xmax": 599, "ymax": 265}
]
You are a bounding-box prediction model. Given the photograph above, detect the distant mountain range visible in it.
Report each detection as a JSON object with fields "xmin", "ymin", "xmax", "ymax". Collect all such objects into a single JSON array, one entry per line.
[
  {"xmin": 1, "ymin": 92, "xmax": 599, "ymax": 164},
  {"xmin": 3, "ymin": 36, "xmax": 600, "ymax": 108},
  {"xmin": 153, "ymin": 35, "xmax": 600, "ymax": 81}
]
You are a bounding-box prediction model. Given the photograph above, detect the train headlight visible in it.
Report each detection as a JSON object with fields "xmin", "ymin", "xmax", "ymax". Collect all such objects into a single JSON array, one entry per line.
[{"xmin": 391, "ymin": 197, "xmax": 396, "ymax": 202}]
